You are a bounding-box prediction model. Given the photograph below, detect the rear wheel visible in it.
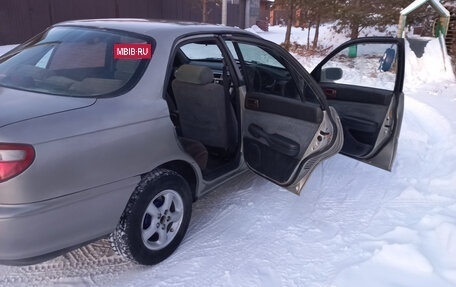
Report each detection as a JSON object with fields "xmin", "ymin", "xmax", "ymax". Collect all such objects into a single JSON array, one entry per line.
[{"xmin": 109, "ymin": 169, "xmax": 192, "ymax": 265}]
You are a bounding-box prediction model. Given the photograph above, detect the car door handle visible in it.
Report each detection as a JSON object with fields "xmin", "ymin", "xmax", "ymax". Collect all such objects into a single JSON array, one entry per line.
[
  {"xmin": 245, "ymin": 98, "xmax": 259, "ymax": 110},
  {"xmin": 248, "ymin": 124, "xmax": 300, "ymax": 157},
  {"xmin": 324, "ymin": 89, "xmax": 337, "ymax": 99}
]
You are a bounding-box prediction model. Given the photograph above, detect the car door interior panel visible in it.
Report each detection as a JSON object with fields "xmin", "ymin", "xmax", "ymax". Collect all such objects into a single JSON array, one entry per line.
[
  {"xmin": 243, "ymin": 96, "xmax": 321, "ymax": 184},
  {"xmin": 311, "ymin": 37, "xmax": 405, "ymax": 170},
  {"xmin": 244, "ymin": 137, "xmax": 299, "ymax": 183},
  {"xmin": 319, "ymin": 84, "xmax": 393, "ymax": 158},
  {"xmin": 320, "ymin": 82, "xmax": 393, "ymax": 105},
  {"xmin": 245, "ymin": 92, "xmax": 323, "ymax": 123},
  {"xmin": 248, "ymin": 123, "xmax": 300, "ymax": 157},
  {"xmin": 224, "ymin": 38, "xmax": 343, "ymax": 188}
]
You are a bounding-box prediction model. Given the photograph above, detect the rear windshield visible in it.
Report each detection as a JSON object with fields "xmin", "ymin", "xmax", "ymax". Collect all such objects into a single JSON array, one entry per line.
[{"xmin": 0, "ymin": 26, "xmax": 152, "ymax": 97}]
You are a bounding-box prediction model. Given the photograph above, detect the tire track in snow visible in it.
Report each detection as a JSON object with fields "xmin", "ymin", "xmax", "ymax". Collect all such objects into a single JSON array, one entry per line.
[{"xmin": 0, "ymin": 240, "xmax": 134, "ymax": 286}]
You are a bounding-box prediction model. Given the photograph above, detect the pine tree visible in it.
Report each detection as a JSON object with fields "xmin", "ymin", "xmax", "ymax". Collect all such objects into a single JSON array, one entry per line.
[{"xmin": 334, "ymin": 0, "xmax": 410, "ymax": 39}]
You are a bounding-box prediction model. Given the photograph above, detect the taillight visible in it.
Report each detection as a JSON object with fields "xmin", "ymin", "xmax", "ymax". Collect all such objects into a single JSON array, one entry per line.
[{"xmin": 0, "ymin": 143, "xmax": 35, "ymax": 182}]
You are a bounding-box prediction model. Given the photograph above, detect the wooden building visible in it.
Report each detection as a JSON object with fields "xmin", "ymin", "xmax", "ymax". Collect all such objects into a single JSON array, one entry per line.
[{"xmin": 445, "ymin": 5, "xmax": 456, "ymax": 73}]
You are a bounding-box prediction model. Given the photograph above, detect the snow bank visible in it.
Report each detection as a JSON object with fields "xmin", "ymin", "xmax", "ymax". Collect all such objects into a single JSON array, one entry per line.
[
  {"xmin": 262, "ymin": 24, "xmax": 397, "ymax": 51},
  {"xmin": 258, "ymin": 24, "xmax": 456, "ymax": 84},
  {"xmin": 405, "ymin": 37, "xmax": 455, "ymax": 86},
  {"xmin": 245, "ymin": 25, "xmax": 264, "ymax": 34}
]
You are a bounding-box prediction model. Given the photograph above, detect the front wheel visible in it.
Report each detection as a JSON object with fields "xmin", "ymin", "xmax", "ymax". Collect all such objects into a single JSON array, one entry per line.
[{"xmin": 109, "ymin": 169, "xmax": 192, "ymax": 265}]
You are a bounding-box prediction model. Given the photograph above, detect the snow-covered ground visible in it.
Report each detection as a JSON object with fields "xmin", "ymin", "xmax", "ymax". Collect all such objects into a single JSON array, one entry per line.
[{"xmin": 0, "ymin": 25, "xmax": 455, "ymax": 287}]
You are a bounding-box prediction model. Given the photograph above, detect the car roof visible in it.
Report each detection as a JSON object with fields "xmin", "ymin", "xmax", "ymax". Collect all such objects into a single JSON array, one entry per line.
[{"xmin": 55, "ymin": 18, "xmax": 258, "ymax": 40}]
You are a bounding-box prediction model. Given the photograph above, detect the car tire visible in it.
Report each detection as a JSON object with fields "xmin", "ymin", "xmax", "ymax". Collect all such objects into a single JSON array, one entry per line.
[{"xmin": 109, "ymin": 169, "xmax": 192, "ymax": 265}]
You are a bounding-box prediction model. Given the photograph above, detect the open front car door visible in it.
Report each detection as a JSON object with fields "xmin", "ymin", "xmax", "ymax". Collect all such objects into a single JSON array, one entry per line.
[{"xmin": 311, "ymin": 37, "xmax": 405, "ymax": 170}]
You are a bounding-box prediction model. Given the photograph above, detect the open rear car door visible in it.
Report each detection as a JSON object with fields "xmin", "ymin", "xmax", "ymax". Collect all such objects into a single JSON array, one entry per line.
[
  {"xmin": 225, "ymin": 37, "xmax": 344, "ymax": 195},
  {"xmin": 311, "ymin": 37, "xmax": 405, "ymax": 170}
]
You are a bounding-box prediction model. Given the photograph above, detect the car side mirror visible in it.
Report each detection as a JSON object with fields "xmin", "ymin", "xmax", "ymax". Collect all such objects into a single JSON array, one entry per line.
[{"xmin": 321, "ymin": 67, "xmax": 343, "ymax": 82}]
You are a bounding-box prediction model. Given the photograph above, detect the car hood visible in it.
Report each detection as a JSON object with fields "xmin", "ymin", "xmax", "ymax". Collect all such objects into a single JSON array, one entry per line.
[{"xmin": 0, "ymin": 87, "xmax": 96, "ymax": 128}]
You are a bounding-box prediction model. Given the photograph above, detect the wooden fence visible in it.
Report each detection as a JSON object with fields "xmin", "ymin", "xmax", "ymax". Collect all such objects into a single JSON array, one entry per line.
[{"xmin": 0, "ymin": 0, "xmax": 245, "ymax": 45}]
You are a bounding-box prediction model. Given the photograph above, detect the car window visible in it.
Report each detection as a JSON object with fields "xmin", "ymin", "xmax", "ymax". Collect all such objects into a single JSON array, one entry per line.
[
  {"xmin": 180, "ymin": 42, "xmax": 223, "ymax": 60},
  {"xmin": 227, "ymin": 41, "xmax": 302, "ymax": 101},
  {"xmin": 225, "ymin": 41, "xmax": 238, "ymax": 60},
  {"xmin": 0, "ymin": 26, "xmax": 152, "ymax": 97},
  {"xmin": 238, "ymin": 43, "xmax": 284, "ymax": 68},
  {"xmin": 319, "ymin": 43, "xmax": 398, "ymax": 91}
]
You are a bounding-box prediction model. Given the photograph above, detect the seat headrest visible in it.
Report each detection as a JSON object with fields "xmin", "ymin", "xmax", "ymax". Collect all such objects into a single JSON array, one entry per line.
[{"xmin": 174, "ymin": 64, "xmax": 213, "ymax": 85}]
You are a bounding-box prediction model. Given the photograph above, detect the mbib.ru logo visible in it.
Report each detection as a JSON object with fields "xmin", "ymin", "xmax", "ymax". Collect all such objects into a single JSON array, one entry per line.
[{"xmin": 114, "ymin": 44, "xmax": 152, "ymax": 59}]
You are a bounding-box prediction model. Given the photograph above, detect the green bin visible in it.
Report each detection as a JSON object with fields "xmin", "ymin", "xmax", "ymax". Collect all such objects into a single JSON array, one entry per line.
[{"xmin": 348, "ymin": 45, "xmax": 357, "ymax": 58}]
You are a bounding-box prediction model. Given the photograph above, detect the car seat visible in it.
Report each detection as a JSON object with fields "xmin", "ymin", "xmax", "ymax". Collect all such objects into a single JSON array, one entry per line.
[{"xmin": 172, "ymin": 64, "xmax": 238, "ymax": 156}]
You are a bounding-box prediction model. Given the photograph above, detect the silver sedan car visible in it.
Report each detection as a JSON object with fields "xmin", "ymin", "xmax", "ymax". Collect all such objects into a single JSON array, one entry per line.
[{"xmin": 0, "ymin": 19, "xmax": 405, "ymax": 265}]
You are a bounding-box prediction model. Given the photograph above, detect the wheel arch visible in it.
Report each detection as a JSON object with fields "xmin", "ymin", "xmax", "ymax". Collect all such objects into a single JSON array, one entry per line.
[{"xmin": 153, "ymin": 160, "xmax": 199, "ymax": 201}]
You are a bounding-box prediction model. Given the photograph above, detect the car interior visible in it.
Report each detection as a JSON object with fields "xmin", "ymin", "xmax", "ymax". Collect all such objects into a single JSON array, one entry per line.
[
  {"xmin": 166, "ymin": 40, "xmax": 241, "ymax": 180},
  {"xmin": 165, "ymin": 39, "xmax": 326, "ymax": 183},
  {"xmin": 166, "ymin": 39, "xmax": 402, "ymax": 181}
]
